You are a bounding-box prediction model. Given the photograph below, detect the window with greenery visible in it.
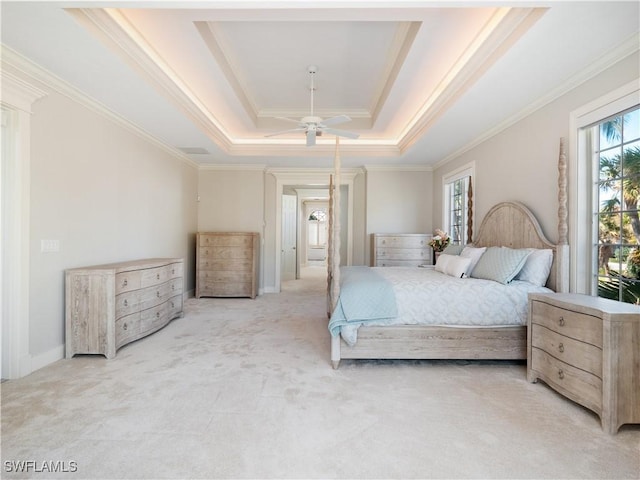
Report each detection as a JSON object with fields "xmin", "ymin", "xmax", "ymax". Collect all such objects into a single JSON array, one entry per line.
[
  {"xmin": 594, "ymin": 105, "xmax": 640, "ymax": 304},
  {"xmin": 443, "ymin": 168, "xmax": 473, "ymax": 245}
]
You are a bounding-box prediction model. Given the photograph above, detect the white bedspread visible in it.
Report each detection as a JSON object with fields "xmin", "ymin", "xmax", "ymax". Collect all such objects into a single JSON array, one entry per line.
[{"xmin": 337, "ymin": 266, "xmax": 552, "ymax": 346}]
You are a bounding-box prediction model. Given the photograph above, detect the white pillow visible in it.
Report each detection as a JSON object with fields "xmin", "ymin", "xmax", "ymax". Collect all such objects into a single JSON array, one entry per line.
[
  {"xmin": 435, "ymin": 254, "xmax": 472, "ymax": 278},
  {"xmin": 460, "ymin": 246, "xmax": 487, "ymax": 276},
  {"xmin": 470, "ymin": 246, "xmax": 532, "ymax": 284},
  {"xmin": 514, "ymin": 248, "xmax": 553, "ymax": 286}
]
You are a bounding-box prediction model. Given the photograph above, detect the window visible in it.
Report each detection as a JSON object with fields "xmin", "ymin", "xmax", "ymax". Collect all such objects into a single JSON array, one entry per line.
[
  {"xmin": 592, "ymin": 105, "xmax": 640, "ymax": 304},
  {"xmin": 308, "ymin": 209, "xmax": 327, "ymax": 246},
  {"xmin": 443, "ymin": 165, "xmax": 474, "ymax": 245}
]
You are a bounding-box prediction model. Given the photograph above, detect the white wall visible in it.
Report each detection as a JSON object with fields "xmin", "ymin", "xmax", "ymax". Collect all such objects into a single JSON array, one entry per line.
[
  {"xmin": 25, "ymin": 81, "xmax": 198, "ymax": 366},
  {"xmin": 432, "ymin": 53, "xmax": 640, "ymax": 250},
  {"xmin": 365, "ymin": 167, "xmax": 433, "ymax": 264}
]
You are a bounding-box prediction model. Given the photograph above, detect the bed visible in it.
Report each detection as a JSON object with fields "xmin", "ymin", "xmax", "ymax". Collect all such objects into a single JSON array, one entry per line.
[{"xmin": 326, "ymin": 139, "xmax": 569, "ymax": 368}]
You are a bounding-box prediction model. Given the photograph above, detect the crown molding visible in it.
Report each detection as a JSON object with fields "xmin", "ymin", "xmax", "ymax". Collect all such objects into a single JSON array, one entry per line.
[
  {"xmin": 0, "ymin": 69, "xmax": 48, "ymax": 113},
  {"xmin": 432, "ymin": 31, "xmax": 640, "ymax": 171},
  {"xmin": 364, "ymin": 164, "xmax": 432, "ymax": 172},
  {"xmin": 199, "ymin": 163, "xmax": 267, "ymax": 171},
  {"xmin": 0, "ymin": 44, "xmax": 200, "ymax": 170}
]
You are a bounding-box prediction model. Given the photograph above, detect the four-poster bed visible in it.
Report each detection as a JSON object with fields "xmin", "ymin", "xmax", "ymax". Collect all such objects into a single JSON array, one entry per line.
[{"xmin": 327, "ymin": 139, "xmax": 570, "ymax": 369}]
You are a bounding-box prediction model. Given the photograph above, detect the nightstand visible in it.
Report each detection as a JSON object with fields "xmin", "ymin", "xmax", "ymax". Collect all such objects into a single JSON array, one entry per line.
[{"xmin": 527, "ymin": 292, "xmax": 640, "ymax": 434}]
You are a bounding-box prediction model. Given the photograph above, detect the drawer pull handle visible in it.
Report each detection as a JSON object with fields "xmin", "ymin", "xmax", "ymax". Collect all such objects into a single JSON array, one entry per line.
[
  {"xmin": 157, "ymin": 273, "xmax": 160, "ymax": 280},
  {"xmin": 382, "ymin": 240, "xmax": 386, "ymax": 245},
  {"xmin": 170, "ymin": 301, "xmax": 175, "ymax": 308},
  {"xmin": 156, "ymin": 312, "xmax": 160, "ymax": 319},
  {"xmin": 172, "ymin": 284, "xmax": 175, "ymax": 290},
  {"xmin": 156, "ymin": 291, "xmax": 161, "ymax": 298},
  {"xmin": 123, "ymin": 279, "xmax": 128, "ymax": 287},
  {"xmin": 172, "ymin": 269, "xmax": 175, "ymax": 274},
  {"xmin": 123, "ymin": 323, "xmax": 128, "ymax": 331},
  {"xmin": 558, "ymin": 316, "xmax": 565, "ymax": 327},
  {"xmin": 558, "ymin": 343, "xmax": 564, "ymax": 353},
  {"xmin": 558, "ymin": 369, "xmax": 564, "ymax": 380},
  {"xmin": 124, "ymin": 300, "xmax": 128, "ymax": 307}
]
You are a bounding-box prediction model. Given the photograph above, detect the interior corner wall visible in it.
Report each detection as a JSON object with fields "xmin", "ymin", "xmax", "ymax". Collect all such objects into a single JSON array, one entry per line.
[
  {"xmin": 197, "ymin": 168, "xmax": 266, "ymax": 289},
  {"xmin": 432, "ymin": 53, "xmax": 640, "ymax": 244},
  {"xmin": 365, "ymin": 168, "xmax": 432, "ymax": 264},
  {"xmin": 28, "ymin": 86, "xmax": 198, "ymax": 368}
]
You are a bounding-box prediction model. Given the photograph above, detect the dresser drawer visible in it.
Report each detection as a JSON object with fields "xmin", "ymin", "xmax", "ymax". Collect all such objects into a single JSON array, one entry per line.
[
  {"xmin": 115, "ymin": 270, "xmax": 143, "ymax": 295},
  {"xmin": 198, "ymin": 283, "xmax": 252, "ymax": 297},
  {"xmin": 199, "ymin": 234, "xmax": 255, "ymax": 247},
  {"xmin": 376, "ymin": 248, "xmax": 431, "ymax": 261},
  {"xmin": 531, "ymin": 301, "xmax": 602, "ymax": 347},
  {"xmin": 198, "ymin": 258, "xmax": 254, "ymax": 272},
  {"xmin": 199, "ymin": 246, "xmax": 254, "ymax": 260},
  {"xmin": 140, "ymin": 302, "xmax": 170, "ymax": 334},
  {"xmin": 115, "ymin": 312, "xmax": 141, "ymax": 347},
  {"xmin": 531, "ymin": 348, "xmax": 602, "ymax": 413},
  {"xmin": 141, "ymin": 265, "xmax": 172, "ymax": 288},
  {"xmin": 199, "ymin": 271, "xmax": 253, "ymax": 283},
  {"xmin": 167, "ymin": 294, "xmax": 183, "ymax": 318},
  {"xmin": 375, "ymin": 236, "xmax": 429, "ymax": 248},
  {"xmin": 531, "ymin": 324, "xmax": 602, "ymax": 377},
  {"xmin": 168, "ymin": 262, "xmax": 183, "ymax": 279}
]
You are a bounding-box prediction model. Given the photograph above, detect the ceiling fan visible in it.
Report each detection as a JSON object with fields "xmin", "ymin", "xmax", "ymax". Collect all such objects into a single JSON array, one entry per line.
[{"xmin": 265, "ymin": 65, "xmax": 359, "ymax": 147}]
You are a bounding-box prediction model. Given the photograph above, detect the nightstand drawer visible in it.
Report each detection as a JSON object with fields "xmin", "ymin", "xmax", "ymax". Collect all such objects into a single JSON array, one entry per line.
[
  {"xmin": 531, "ymin": 348, "xmax": 602, "ymax": 413},
  {"xmin": 531, "ymin": 324, "xmax": 602, "ymax": 377},
  {"xmin": 531, "ymin": 301, "xmax": 602, "ymax": 347}
]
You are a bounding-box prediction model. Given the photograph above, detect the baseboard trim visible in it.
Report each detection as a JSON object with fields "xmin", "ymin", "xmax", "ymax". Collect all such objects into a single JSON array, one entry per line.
[{"xmin": 30, "ymin": 345, "xmax": 65, "ymax": 374}]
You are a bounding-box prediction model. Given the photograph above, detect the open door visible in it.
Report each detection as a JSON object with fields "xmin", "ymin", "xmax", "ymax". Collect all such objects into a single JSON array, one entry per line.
[{"xmin": 281, "ymin": 194, "xmax": 297, "ymax": 281}]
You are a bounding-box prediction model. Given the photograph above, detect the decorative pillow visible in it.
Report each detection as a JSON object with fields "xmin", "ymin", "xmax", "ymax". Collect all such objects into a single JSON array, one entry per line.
[
  {"xmin": 435, "ymin": 254, "xmax": 472, "ymax": 278},
  {"xmin": 470, "ymin": 246, "xmax": 532, "ymax": 284},
  {"xmin": 460, "ymin": 246, "xmax": 487, "ymax": 276},
  {"xmin": 514, "ymin": 248, "xmax": 553, "ymax": 286},
  {"xmin": 442, "ymin": 244, "xmax": 465, "ymax": 256}
]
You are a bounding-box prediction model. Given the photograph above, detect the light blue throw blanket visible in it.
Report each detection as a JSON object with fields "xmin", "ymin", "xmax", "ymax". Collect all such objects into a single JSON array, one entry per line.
[{"xmin": 328, "ymin": 266, "xmax": 398, "ymax": 337}]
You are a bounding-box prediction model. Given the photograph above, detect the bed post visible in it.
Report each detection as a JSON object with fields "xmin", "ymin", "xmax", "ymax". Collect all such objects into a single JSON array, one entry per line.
[
  {"xmin": 556, "ymin": 137, "xmax": 570, "ymax": 293},
  {"xmin": 467, "ymin": 178, "xmax": 473, "ymax": 243},
  {"xmin": 327, "ymin": 174, "xmax": 334, "ymax": 317}
]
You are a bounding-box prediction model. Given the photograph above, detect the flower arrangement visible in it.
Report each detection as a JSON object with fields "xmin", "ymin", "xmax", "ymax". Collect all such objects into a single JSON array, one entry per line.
[{"xmin": 429, "ymin": 229, "xmax": 450, "ymax": 252}]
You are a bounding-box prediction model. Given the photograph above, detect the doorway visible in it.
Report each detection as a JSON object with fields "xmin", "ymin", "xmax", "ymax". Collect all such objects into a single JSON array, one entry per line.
[{"xmin": 272, "ymin": 170, "xmax": 356, "ymax": 293}]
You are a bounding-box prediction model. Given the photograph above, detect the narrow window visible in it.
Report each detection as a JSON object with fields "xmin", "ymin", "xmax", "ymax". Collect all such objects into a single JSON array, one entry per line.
[
  {"xmin": 443, "ymin": 165, "xmax": 474, "ymax": 245},
  {"xmin": 593, "ymin": 105, "xmax": 640, "ymax": 304}
]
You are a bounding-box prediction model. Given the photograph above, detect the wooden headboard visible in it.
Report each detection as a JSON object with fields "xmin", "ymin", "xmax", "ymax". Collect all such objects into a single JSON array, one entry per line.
[{"xmin": 473, "ymin": 201, "xmax": 568, "ymax": 293}]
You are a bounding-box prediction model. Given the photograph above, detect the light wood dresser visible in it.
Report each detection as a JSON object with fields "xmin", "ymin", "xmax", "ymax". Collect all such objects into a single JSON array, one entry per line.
[
  {"xmin": 65, "ymin": 258, "xmax": 184, "ymax": 359},
  {"xmin": 372, "ymin": 233, "xmax": 432, "ymax": 267},
  {"xmin": 527, "ymin": 292, "xmax": 640, "ymax": 434},
  {"xmin": 196, "ymin": 232, "xmax": 259, "ymax": 299}
]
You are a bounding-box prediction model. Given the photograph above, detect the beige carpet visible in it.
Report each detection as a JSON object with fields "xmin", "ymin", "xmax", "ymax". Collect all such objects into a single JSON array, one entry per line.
[{"xmin": 2, "ymin": 266, "xmax": 639, "ymax": 479}]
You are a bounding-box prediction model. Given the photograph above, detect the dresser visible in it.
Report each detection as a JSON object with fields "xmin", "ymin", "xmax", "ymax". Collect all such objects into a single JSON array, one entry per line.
[
  {"xmin": 527, "ymin": 292, "xmax": 640, "ymax": 434},
  {"xmin": 372, "ymin": 233, "xmax": 432, "ymax": 267},
  {"xmin": 65, "ymin": 258, "xmax": 184, "ymax": 359},
  {"xmin": 196, "ymin": 232, "xmax": 259, "ymax": 298}
]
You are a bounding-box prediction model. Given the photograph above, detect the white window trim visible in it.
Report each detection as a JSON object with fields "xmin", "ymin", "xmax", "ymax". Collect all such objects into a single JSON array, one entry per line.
[
  {"xmin": 569, "ymin": 79, "xmax": 640, "ymax": 294},
  {"xmin": 442, "ymin": 162, "xmax": 475, "ymax": 244}
]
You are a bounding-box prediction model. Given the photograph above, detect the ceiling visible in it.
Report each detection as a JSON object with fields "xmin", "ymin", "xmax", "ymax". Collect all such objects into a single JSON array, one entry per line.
[{"xmin": 1, "ymin": 1, "xmax": 639, "ymax": 169}]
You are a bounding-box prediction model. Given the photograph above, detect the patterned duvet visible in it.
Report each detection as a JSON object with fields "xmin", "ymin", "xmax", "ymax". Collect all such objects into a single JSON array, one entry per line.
[{"xmin": 329, "ymin": 266, "xmax": 552, "ymax": 346}]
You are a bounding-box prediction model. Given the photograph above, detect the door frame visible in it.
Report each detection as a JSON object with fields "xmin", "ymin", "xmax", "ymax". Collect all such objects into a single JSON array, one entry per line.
[{"xmin": 271, "ymin": 168, "xmax": 358, "ymax": 293}]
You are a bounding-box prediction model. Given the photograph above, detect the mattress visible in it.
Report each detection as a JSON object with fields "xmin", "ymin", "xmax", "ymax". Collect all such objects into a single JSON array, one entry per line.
[{"xmin": 331, "ymin": 266, "xmax": 552, "ymax": 346}]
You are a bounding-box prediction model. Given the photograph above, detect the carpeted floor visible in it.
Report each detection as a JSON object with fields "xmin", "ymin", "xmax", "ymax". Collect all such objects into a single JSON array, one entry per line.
[{"xmin": 1, "ymin": 266, "xmax": 639, "ymax": 479}]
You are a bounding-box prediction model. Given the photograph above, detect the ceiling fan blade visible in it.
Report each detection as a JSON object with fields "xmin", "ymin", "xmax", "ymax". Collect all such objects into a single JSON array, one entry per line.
[
  {"xmin": 320, "ymin": 115, "xmax": 351, "ymax": 126},
  {"xmin": 265, "ymin": 127, "xmax": 306, "ymax": 138},
  {"xmin": 274, "ymin": 116, "xmax": 304, "ymax": 125},
  {"xmin": 322, "ymin": 128, "xmax": 360, "ymax": 139},
  {"xmin": 306, "ymin": 129, "xmax": 316, "ymax": 146}
]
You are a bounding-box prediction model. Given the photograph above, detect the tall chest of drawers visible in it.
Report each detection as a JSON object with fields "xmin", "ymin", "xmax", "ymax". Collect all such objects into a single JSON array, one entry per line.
[
  {"xmin": 372, "ymin": 233, "xmax": 432, "ymax": 267},
  {"xmin": 196, "ymin": 232, "xmax": 259, "ymax": 298},
  {"xmin": 65, "ymin": 258, "xmax": 184, "ymax": 359},
  {"xmin": 527, "ymin": 292, "xmax": 640, "ymax": 434}
]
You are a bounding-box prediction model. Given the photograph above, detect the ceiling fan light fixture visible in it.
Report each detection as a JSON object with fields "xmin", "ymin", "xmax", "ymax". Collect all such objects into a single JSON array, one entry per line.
[{"xmin": 265, "ymin": 65, "xmax": 359, "ymax": 146}]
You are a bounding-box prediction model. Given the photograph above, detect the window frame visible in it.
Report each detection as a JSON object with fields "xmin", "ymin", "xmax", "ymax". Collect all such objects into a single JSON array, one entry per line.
[
  {"xmin": 442, "ymin": 162, "xmax": 475, "ymax": 246},
  {"xmin": 569, "ymin": 79, "xmax": 640, "ymax": 296}
]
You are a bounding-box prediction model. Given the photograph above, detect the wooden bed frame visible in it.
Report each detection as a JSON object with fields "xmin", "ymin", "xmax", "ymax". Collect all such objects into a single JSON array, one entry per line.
[{"xmin": 327, "ymin": 139, "xmax": 569, "ymax": 369}]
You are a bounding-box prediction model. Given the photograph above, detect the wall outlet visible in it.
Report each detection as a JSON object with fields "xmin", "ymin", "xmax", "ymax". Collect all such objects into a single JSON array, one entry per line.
[{"xmin": 41, "ymin": 239, "xmax": 60, "ymax": 253}]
